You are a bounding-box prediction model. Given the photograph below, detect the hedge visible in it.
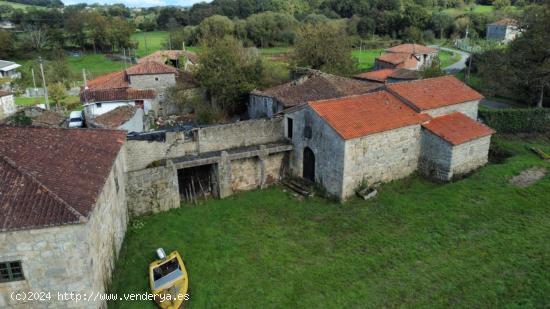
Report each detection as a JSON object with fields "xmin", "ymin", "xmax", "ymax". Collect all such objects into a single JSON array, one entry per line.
[{"xmin": 479, "ymin": 108, "xmax": 550, "ymax": 133}]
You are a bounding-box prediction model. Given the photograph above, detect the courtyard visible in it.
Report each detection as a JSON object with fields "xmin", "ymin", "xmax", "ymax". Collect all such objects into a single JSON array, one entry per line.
[{"xmin": 109, "ymin": 136, "xmax": 550, "ymax": 308}]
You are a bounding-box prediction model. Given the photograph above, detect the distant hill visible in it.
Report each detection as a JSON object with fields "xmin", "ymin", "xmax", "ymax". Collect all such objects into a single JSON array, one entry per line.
[{"xmin": 1, "ymin": 0, "xmax": 62, "ymax": 8}]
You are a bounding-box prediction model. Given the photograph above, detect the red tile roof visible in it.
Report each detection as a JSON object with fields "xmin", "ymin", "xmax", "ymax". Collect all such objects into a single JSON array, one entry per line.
[
  {"xmin": 490, "ymin": 18, "xmax": 518, "ymax": 26},
  {"xmin": 125, "ymin": 61, "xmax": 179, "ymax": 76},
  {"xmin": 376, "ymin": 53, "xmax": 419, "ymax": 69},
  {"xmin": 309, "ymin": 91, "xmax": 431, "ymax": 140},
  {"xmin": 0, "ymin": 126, "xmax": 126, "ymax": 231},
  {"xmin": 87, "ymin": 70, "xmax": 129, "ymax": 90},
  {"xmin": 422, "ymin": 112, "xmax": 495, "ymax": 145},
  {"xmin": 0, "ymin": 90, "xmax": 12, "ymax": 97},
  {"xmin": 81, "ymin": 88, "xmax": 155, "ymax": 103},
  {"xmin": 354, "ymin": 69, "xmax": 396, "ymax": 82},
  {"xmin": 386, "ymin": 43, "xmax": 437, "ymax": 55},
  {"xmin": 387, "ymin": 76, "xmax": 484, "ymax": 111},
  {"xmin": 252, "ymin": 72, "xmax": 382, "ymax": 108}
]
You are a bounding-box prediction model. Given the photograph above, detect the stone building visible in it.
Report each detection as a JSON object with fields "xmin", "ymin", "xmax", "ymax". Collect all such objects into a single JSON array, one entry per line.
[
  {"xmin": 138, "ymin": 50, "xmax": 198, "ymax": 72},
  {"xmin": 81, "ymin": 61, "xmax": 178, "ymax": 119},
  {"xmin": 0, "ymin": 91, "xmax": 15, "ymax": 120},
  {"xmin": 248, "ymin": 70, "xmax": 381, "ymax": 119},
  {"xmin": 374, "ymin": 44, "xmax": 438, "ymax": 70},
  {"xmin": 284, "ymin": 76, "xmax": 493, "ymax": 200},
  {"xmin": 0, "ymin": 127, "xmax": 128, "ymax": 308},
  {"xmin": 486, "ymin": 18, "xmax": 520, "ymax": 43}
]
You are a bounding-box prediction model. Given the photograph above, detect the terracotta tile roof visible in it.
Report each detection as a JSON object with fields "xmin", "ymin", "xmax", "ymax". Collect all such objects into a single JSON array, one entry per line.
[
  {"xmin": 387, "ymin": 76, "xmax": 484, "ymax": 111},
  {"xmin": 376, "ymin": 52, "xmax": 419, "ymax": 69},
  {"xmin": 0, "ymin": 90, "xmax": 12, "ymax": 97},
  {"xmin": 252, "ymin": 72, "xmax": 382, "ymax": 108},
  {"xmin": 92, "ymin": 106, "xmax": 137, "ymax": 128},
  {"xmin": 309, "ymin": 91, "xmax": 431, "ymax": 140},
  {"xmin": 389, "ymin": 69, "xmax": 421, "ymax": 80},
  {"xmin": 0, "ymin": 126, "xmax": 126, "ymax": 232},
  {"xmin": 125, "ymin": 61, "xmax": 179, "ymax": 76},
  {"xmin": 139, "ymin": 50, "xmax": 198, "ymax": 65},
  {"xmin": 87, "ymin": 70, "xmax": 129, "ymax": 90},
  {"xmin": 490, "ymin": 18, "xmax": 518, "ymax": 26},
  {"xmin": 386, "ymin": 43, "xmax": 437, "ymax": 54},
  {"xmin": 354, "ymin": 69, "xmax": 396, "ymax": 82},
  {"xmin": 81, "ymin": 88, "xmax": 155, "ymax": 103},
  {"xmin": 422, "ymin": 112, "xmax": 495, "ymax": 145}
]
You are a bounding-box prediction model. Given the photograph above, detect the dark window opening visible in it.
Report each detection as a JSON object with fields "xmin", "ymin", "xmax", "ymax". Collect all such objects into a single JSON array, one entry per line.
[
  {"xmin": 304, "ymin": 126, "xmax": 312, "ymax": 139},
  {"xmin": 0, "ymin": 261, "xmax": 24, "ymax": 282},
  {"xmin": 135, "ymin": 100, "xmax": 144, "ymax": 109},
  {"xmin": 155, "ymin": 77, "xmax": 159, "ymax": 81},
  {"xmin": 177, "ymin": 164, "xmax": 217, "ymax": 202},
  {"xmin": 96, "ymin": 103, "xmax": 102, "ymax": 108},
  {"xmin": 287, "ymin": 118, "xmax": 293, "ymax": 139}
]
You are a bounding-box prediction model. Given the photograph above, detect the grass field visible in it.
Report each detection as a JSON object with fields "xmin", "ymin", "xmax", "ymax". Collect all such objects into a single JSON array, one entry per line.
[
  {"xmin": 131, "ymin": 31, "xmax": 170, "ymax": 58},
  {"xmin": 15, "ymin": 95, "xmax": 80, "ymax": 106},
  {"xmin": 442, "ymin": 4, "xmax": 495, "ymax": 16},
  {"xmin": 352, "ymin": 48, "xmax": 384, "ymax": 71},
  {"xmin": 439, "ymin": 50, "xmax": 462, "ymax": 68},
  {"xmin": 0, "ymin": 0, "xmax": 44, "ymax": 10},
  {"xmin": 109, "ymin": 135, "xmax": 550, "ymax": 308},
  {"xmin": 67, "ymin": 54, "xmax": 127, "ymax": 79}
]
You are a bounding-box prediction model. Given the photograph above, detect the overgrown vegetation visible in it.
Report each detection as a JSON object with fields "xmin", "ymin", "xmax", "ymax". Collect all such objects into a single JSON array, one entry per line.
[{"xmin": 110, "ymin": 135, "xmax": 550, "ymax": 308}]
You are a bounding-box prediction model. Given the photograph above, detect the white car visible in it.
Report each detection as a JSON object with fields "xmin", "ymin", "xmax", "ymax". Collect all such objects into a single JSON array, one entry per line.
[{"xmin": 68, "ymin": 111, "xmax": 84, "ymax": 128}]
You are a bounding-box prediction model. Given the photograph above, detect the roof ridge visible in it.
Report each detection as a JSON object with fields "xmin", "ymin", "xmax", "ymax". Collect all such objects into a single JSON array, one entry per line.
[{"xmin": 0, "ymin": 154, "xmax": 87, "ymax": 222}]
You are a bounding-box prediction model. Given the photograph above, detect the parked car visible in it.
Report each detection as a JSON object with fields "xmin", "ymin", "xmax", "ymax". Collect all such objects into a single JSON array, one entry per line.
[{"xmin": 68, "ymin": 110, "xmax": 84, "ymax": 128}]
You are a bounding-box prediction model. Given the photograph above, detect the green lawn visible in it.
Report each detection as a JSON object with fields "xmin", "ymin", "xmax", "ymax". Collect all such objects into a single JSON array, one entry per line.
[
  {"xmin": 131, "ymin": 31, "xmax": 170, "ymax": 58},
  {"xmin": 352, "ymin": 48, "xmax": 384, "ymax": 71},
  {"xmin": 15, "ymin": 95, "xmax": 81, "ymax": 109},
  {"xmin": 439, "ymin": 50, "xmax": 462, "ymax": 68},
  {"xmin": 67, "ymin": 54, "xmax": 127, "ymax": 80},
  {"xmin": 109, "ymin": 136, "xmax": 550, "ymax": 308},
  {"xmin": 0, "ymin": 0, "xmax": 44, "ymax": 10},
  {"xmin": 442, "ymin": 4, "xmax": 495, "ymax": 16}
]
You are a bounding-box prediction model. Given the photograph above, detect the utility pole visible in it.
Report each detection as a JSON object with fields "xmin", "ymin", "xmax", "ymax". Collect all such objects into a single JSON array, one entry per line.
[
  {"xmin": 123, "ymin": 48, "xmax": 128, "ymax": 68},
  {"xmin": 82, "ymin": 68, "xmax": 87, "ymax": 89},
  {"xmin": 31, "ymin": 68, "xmax": 37, "ymax": 91},
  {"xmin": 144, "ymin": 32, "xmax": 148, "ymax": 55},
  {"xmin": 168, "ymin": 35, "xmax": 172, "ymax": 50},
  {"xmin": 38, "ymin": 56, "xmax": 49, "ymax": 110}
]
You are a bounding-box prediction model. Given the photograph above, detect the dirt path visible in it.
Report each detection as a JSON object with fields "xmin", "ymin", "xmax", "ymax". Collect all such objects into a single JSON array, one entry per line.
[{"xmin": 510, "ymin": 167, "xmax": 547, "ymax": 188}]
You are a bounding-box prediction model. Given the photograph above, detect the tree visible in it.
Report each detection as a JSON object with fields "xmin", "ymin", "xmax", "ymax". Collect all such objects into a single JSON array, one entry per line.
[
  {"xmin": 245, "ymin": 12, "xmax": 299, "ymax": 47},
  {"xmin": 0, "ymin": 30, "xmax": 14, "ymax": 59},
  {"xmin": 421, "ymin": 57, "xmax": 445, "ymax": 78},
  {"xmin": 432, "ymin": 12, "xmax": 454, "ymax": 39},
  {"xmin": 197, "ymin": 15, "xmax": 235, "ymax": 39},
  {"xmin": 48, "ymin": 82, "xmax": 67, "ymax": 110},
  {"xmin": 195, "ymin": 36, "xmax": 263, "ymax": 114},
  {"xmin": 493, "ymin": 0, "xmax": 511, "ymax": 10},
  {"xmin": 293, "ymin": 24, "xmax": 357, "ymax": 76},
  {"xmin": 23, "ymin": 25, "xmax": 49, "ymax": 50}
]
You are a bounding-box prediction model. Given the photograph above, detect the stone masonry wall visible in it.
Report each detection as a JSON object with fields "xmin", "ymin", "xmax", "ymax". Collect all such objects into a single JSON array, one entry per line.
[
  {"xmin": 422, "ymin": 100, "xmax": 479, "ymax": 119},
  {"xmin": 230, "ymin": 153, "xmax": 286, "ymax": 192},
  {"xmin": 198, "ymin": 118, "xmax": 284, "ymax": 153},
  {"xmin": 0, "ymin": 148, "xmax": 128, "ymax": 309},
  {"xmin": 126, "ymin": 118, "xmax": 284, "ymax": 172},
  {"xmin": 286, "ymin": 108, "xmax": 347, "ymax": 198},
  {"xmin": 450, "ymin": 135, "xmax": 491, "ymax": 177},
  {"xmin": 126, "ymin": 161, "xmax": 180, "ymax": 217},
  {"xmin": 419, "ymin": 129, "xmax": 454, "ymax": 181},
  {"xmin": 342, "ymin": 124, "xmax": 422, "ymax": 199}
]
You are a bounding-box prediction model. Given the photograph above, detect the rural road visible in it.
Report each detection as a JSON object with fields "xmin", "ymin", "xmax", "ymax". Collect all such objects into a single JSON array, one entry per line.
[{"xmin": 429, "ymin": 45, "xmax": 471, "ymax": 73}]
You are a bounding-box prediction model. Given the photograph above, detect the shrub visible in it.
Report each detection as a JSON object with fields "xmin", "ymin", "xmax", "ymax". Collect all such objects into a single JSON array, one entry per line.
[{"xmin": 479, "ymin": 108, "xmax": 550, "ymax": 133}]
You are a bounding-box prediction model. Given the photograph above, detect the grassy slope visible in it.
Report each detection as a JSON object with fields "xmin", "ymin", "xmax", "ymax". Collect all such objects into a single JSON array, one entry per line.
[
  {"xmin": 109, "ymin": 136, "xmax": 550, "ymax": 308},
  {"xmin": 66, "ymin": 54, "xmax": 127, "ymax": 80},
  {"xmin": 131, "ymin": 31, "xmax": 170, "ymax": 58},
  {"xmin": 439, "ymin": 50, "xmax": 462, "ymax": 68}
]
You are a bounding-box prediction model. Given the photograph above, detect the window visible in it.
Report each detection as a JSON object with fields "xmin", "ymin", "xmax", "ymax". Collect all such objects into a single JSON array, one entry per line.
[
  {"xmin": 0, "ymin": 261, "xmax": 24, "ymax": 282},
  {"xmin": 96, "ymin": 103, "xmax": 102, "ymax": 108},
  {"xmin": 304, "ymin": 125, "xmax": 312, "ymax": 139},
  {"xmin": 155, "ymin": 77, "xmax": 159, "ymax": 81},
  {"xmin": 286, "ymin": 118, "xmax": 293, "ymax": 139}
]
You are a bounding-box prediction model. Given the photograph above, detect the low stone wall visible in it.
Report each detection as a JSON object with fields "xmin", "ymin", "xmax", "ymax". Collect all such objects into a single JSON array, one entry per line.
[
  {"xmin": 126, "ymin": 161, "xmax": 180, "ymax": 218},
  {"xmin": 449, "ymin": 135, "xmax": 491, "ymax": 176},
  {"xmin": 126, "ymin": 118, "xmax": 284, "ymax": 172}
]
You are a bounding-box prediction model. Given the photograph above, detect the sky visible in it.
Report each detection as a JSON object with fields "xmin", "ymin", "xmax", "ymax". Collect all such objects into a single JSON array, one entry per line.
[{"xmin": 62, "ymin": 0, "xmax": 211, "ymax": 8}]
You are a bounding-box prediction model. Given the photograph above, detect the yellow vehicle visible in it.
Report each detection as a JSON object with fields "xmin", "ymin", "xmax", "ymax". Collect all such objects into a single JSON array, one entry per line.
[{"xmin": 149, "ymin": 249, "xmax": 189, "ymax": 309}]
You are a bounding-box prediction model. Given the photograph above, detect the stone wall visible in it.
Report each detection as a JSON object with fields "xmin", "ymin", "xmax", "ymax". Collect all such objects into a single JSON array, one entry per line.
[
  {"xmin": 125, "ymin": 118, "xmax": 284, "ymax": 172},
  {"xmin": 0, "ymin": 147, "xmax": 128, "ymax": 309},
  {"xmin": 423, "ymin": 100, "xmax": 479, "ymax": 119},
  {"xmin": 419, "ymin": 129, "xmax": 491, "ymax": 181},
  {"xmin": 230, "ymin": 153, "xmax": 286, "ymax": 192},
  {"xmin": 248, "ymin": 95, "xmax": 281, "ymax": 119},
  {"xmin": 449, "ymin": 135, "xmax": 491, "ymax": 177},
  {"xmin": 419, "ymin": 129, "xmax": 454, "ymax": 180},
  {"xmin": 126, "ymin": 161, "xmax": 180, "ymax": 217},
  {"xmin": 342, "ymin": 124, "xmax": 422, "ymax": 199},
  {"xmin": 0, "ymin": 94, "xmax": 15, "ymax": 120},
  {"xmin": 128, "ymin": 74, "xmax": 176, "ymax": 102},
  {"xmin": 286, "ymin": 107, "xmax": 347, "ymax": 198},
  {"xmin": 198, "ymin": 118, "xmax": 284, "ymax": 153}
]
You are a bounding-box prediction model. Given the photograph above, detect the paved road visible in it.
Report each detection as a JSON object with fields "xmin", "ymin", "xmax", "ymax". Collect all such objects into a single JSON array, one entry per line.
[{"xmin": 429, "ymin": 45, "xmax": 471, "ymax": 73}]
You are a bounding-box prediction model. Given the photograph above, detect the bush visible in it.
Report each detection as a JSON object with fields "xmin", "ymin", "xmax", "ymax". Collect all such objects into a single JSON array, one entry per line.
[{"xmin": 479, "ymin": 108, "xmax": 550, "ymax": 133}]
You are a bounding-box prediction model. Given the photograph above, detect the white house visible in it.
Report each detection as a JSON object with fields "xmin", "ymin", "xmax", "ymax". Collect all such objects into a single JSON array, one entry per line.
[
  {"xmin": 0, "ymin": 91, "xmax": 15, "ymax": 120},
  {"xmin": 0, "ymin": 60, "xmax": 21, "ymax": 79}
]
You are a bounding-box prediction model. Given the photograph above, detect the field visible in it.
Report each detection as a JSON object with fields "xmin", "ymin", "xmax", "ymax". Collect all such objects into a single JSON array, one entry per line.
[
  {"xmin": 439, "ymin": 50, "xmax": 462, "ymax": 68},
  {"xmin": 0, "ymin": 0, "xmax": 44, "ymax": 10},
  {"xmin": 352, "ymin": 48, "xmax": 384, "ymax": 71},
  {"xmin": 66, "ymin": 54, "xmax": 127, "ymax": 80},
  {"xmin": 131, "ymin": 31, "xmax": 170, "ymax": 58},
  {"xmin": 109, "ymin": 136, "xmax": 550, "ymax": 308},
  {"xmin": 15, "ymin": 95, "xmax": 80, "ymax": 107},
  {"xmin": 442, "ymin": 4, "xmax": 495, "ymax": 16}
]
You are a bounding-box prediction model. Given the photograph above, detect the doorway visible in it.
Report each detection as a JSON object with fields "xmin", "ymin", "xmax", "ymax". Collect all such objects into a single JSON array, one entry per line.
[
  {"xmin": 303, "ymin": 147, "xmax": 315, "ymax": 182},
  {"xmin": 177, "ymin": 164, "xmax": 217, "ymax": 202}
]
